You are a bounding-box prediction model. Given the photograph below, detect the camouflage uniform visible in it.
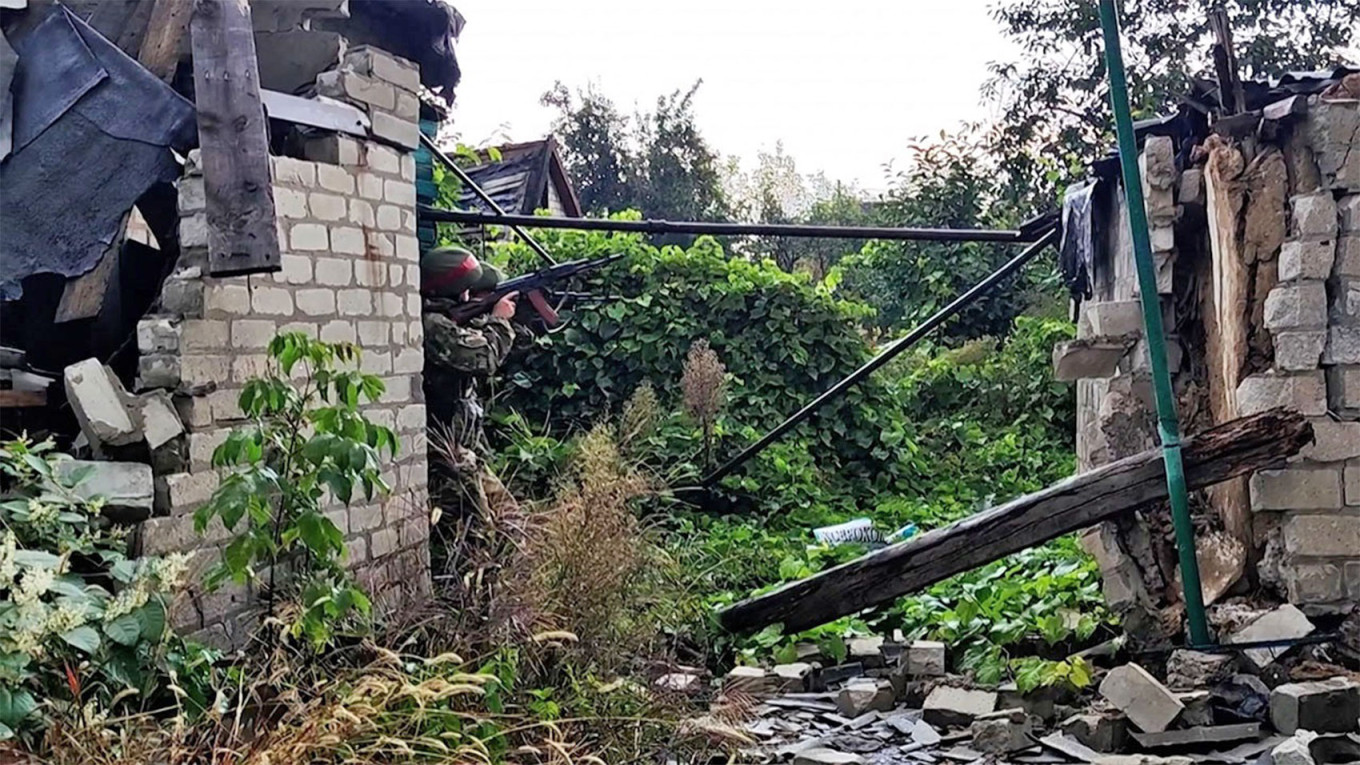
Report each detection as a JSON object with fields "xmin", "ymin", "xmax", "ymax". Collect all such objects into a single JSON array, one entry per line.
[{"xmin": 423, "ymin": 308, "xmax": 515, "ymax": 455}]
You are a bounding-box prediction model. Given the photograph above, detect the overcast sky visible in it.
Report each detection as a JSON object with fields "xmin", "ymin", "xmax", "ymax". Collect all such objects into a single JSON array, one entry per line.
[{"xmin": 449, "ymin": 1, "xmax": 1015, "ymax": 192}]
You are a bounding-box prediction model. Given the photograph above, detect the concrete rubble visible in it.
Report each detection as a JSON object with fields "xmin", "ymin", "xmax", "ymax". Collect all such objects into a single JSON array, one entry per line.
[{"xmin": 711, "ymin": 623, "xmax": 1360, "ymax": 765}]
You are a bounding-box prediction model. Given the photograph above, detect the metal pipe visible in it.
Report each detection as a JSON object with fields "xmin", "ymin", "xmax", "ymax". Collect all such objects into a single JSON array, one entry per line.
[
  {"xmin": 419, "ymin": 134, "xmax": 557, "ymax": 266},
  {"xmin": 419, "ymin": 206, "xmax": 1044, "ymax": 244},
  {"xmin": 1098, "ymin": 0, "xmax": 1210, "ymax": 647},
  {"xmin": 701, "ymin": 225, "xmax": 1060, "ymax": 487}
]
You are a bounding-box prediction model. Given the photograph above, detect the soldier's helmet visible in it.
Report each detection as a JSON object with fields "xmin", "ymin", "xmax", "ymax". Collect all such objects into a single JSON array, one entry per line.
[{"xmin": 421, "ymin": 246, "xmax": 504, "ymax": 299}]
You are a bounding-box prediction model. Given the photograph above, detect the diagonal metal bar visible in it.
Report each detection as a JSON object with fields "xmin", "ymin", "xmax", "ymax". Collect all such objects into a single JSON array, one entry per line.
[
  {"xmin": 419, "ymin": 133, "xmax": 557, "ymax": 266},
  {"xmin": 699, "ymin": 224, "xmax": 1060, "ymax": 488}
]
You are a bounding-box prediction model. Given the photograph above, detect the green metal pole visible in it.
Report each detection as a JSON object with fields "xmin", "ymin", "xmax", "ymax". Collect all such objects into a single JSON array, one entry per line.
[{"xmin": 1097, "ymin": 0, "xmax": 1211, "ymax": 647}]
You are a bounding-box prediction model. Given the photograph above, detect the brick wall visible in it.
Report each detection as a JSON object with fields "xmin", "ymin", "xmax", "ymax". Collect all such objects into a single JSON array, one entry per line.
[
  {"xmin": 1072, "ymin": 93, "xmax": 1360, "ymax": 625},
  {"xmin": 132, "ymin": 47, "xmax": 430, "ymax": 648}
]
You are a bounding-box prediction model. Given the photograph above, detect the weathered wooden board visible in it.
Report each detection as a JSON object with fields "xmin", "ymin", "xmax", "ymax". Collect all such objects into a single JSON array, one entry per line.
[{"xmin": 718, "ymin": 410, "xmax": 1312, "ymax": 634}]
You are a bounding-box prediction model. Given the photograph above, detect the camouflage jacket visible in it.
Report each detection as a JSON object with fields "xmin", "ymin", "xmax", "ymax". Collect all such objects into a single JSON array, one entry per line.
[{"xmin": 423, "ymin": 311, "xmax": 516, "ymax": 451}]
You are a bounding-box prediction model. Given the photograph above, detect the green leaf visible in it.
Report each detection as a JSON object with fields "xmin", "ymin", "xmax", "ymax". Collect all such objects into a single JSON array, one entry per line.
[
  {"xmin": 61, "ymin": 625, "xmax": 101, "ymax": 654},
  {"xmin": 0, "ymin": 687, "xmax": 36, "ymax": 729},
  {"xmin": 104, "ymin": 613, "xmax": 143, "ymax": 646},
  {"xmin": 138, "ymin": 598, "xmax": 167, "ymax": 641}
]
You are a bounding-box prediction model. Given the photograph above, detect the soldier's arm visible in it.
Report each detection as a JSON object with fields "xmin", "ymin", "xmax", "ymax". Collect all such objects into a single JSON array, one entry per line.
[{"xmin": 423, "ymin": 313, "xmax": 515, "ymax": 377}]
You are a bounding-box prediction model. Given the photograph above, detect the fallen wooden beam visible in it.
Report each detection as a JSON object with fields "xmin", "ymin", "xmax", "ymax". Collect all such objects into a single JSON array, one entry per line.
[{"xmin": 718, "ymin": 410, "xmax": 1312, "ymax": 634}]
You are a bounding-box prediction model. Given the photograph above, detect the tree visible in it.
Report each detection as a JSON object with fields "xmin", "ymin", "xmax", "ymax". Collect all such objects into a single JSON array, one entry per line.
[
  {"xmin": 836, "ymin": 129, "xmax": 1045, "ymax": 340},
  {"xmin": 543, "ymin": 80, "xmax": 731, "ymax": 235},
  {"xmin": 985, "ymin": 0, "xmax": 1360, "ymax": 206}
]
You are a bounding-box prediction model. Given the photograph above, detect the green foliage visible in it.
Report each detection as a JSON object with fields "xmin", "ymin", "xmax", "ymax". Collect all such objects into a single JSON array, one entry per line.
[
  {"xmin": 835, "ymin": 130, "xmax": 1056, "ymax": 340},
  {"xmin": 985, "ymin": 0, "xmax": 1360, "ymax": 208},
  {"xmin": 1010, "ymin": 655, "xmax": 1095, "ymax": 694},
  {"xmin": 486, "ymin": 221, "xmax": 903, "ymax": 492},
  {"xmin": 194, "ymin": 333, "xmax": 398, "ymax": 647},
  {"xmin": 0, "ymin": 438, "xmax": 191, "ymax": 742}
]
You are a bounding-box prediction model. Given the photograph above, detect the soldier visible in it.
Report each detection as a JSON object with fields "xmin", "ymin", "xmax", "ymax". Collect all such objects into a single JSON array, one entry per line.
[{"xmin": 421, "ymin": 246, "xmax": 520, "ymax": 517}]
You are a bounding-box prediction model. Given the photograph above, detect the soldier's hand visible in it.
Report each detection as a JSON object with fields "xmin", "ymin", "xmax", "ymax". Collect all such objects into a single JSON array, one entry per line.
[{"xmin": 492, "ymin": 291, "xmax": 519, "ymax": 320}]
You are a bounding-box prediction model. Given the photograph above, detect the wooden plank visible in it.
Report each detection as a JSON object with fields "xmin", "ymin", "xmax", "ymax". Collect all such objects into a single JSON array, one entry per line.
[
  {"xmin": 138, "ymin": 0, "xmax": 193, "ymax": 81},
  {"xmin": 54, "ymin": 211, "xmax": 129, "ymax": 324},
  {"xmin": 190, "ymin": 0, "xmax": 281, "ymax": 276},
  {"xmin": 717, "ymin": 410, "xmax": 1312, "ymax": 634},
  {"xmin": 0, "ymin": 390, "xmax": 47, "ymax": 408}
]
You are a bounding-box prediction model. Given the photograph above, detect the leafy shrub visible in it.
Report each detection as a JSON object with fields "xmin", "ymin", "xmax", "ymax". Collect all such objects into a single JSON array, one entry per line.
[
  {"xmin": 0, "ymin": 439, "xmax": 188, "ymax": 743},
  {"xmin": 194, "ymin": 333, "xmax": 397, "ymax": 647}
]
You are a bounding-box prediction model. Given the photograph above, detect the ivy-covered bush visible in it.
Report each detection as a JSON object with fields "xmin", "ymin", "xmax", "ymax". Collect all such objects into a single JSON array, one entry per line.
[
  {"xmin": 0, "ymin": 439, "xmax": 189, "ymax": 742},
  {"xmin": 485, "ymin": 220, "xmax": 909, "ymax": 487}
]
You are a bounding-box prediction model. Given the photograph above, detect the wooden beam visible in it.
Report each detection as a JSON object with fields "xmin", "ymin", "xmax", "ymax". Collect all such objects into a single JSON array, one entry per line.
[
  {"xmin": 717, "ymin": 410, "xmax": 1312, "ymax": 634},
  {"xmin": 138, "ymin": 0, "xmax": 194, "ymax": 81},
  {"xmin": 0, "ymin": 390, "xmax": 47, "ymax": 408},
  {"xmin": 190, "ymin": 0, "xmax": 281, "ymax": 276}
]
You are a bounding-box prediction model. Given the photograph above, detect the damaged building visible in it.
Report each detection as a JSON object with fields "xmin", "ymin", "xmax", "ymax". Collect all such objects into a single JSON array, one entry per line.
[
  {"xmin": 0, "ymin": 0, "xmax": 463, "ymax": 648},
  {"xmin": 1058, "ymin": 67, "xmax": 1360, "ymax": 646}
]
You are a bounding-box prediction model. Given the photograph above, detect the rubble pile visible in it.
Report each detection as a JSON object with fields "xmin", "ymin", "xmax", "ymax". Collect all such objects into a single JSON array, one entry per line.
[{"xmin": 686, "ymin": 619, "xmax": 1360, "ymax": 765}]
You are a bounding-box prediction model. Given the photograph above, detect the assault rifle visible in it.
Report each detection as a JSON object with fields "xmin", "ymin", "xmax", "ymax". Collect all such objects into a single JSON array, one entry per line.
[{"xmin": 438, "ymin": 253, "xmax": 626, "ymax": 328}]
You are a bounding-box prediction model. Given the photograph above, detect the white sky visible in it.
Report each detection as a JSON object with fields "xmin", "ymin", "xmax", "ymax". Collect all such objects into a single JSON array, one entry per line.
[{"xmin": 449, "ymin": 1, "xmax": 1015, "ymax": 192}]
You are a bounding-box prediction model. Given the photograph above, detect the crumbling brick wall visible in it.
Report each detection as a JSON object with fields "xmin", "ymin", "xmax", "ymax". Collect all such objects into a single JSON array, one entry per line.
[
  {"xmin": 1070, "ymin": 90, "xmax": 1360, "ymax": 641},
  {"xmin": 132, "ymin": 47, "xmax": 430, "ymax": 648}
]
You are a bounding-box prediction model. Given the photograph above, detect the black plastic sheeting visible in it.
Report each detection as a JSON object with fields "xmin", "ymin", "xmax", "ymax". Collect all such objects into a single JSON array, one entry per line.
[
  {"xmin": 1060, "ymin": 178, "xmax": 1099, "ymax": 304},
  {"xmin": 0, "ymin": 6, "xmax": 193, "ymax": 300}
]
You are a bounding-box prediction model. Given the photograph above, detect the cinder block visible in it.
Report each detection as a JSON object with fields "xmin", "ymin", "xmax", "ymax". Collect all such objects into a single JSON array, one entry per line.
[
  {"xmin": 358, "ymin": 320, "xmax": 388, "ymax": 345},
  {"xmin": 384, "ymin": 178, "xmax": 416, "ymax": 206},
  {"xmin": 1290, "ymin": 192, "xmax": 1338, "ymax": 238},
  {"xmin": 331, "ymin": 226, "xmax": 366, "ymax": 255},
  {"xmin": 367, "ymin": 144, "xmax": 401, "ymax": 174},
  {"xmin": 1340, "ymin": 196, "xmax": 1360, "ymax": 232},
  {"xmin": 320, "ymin": 319, "xmax": 356, "ymax": 344},
  {"xmin": 290, "ymin": 223, "xmax": 329, "ymax": 251},
  {"xmin": 355, "ymin": 261, "xmax": 387, "ymax": 287},
  {"xmin": 274, "ymin": 186, "xmax": 308, "ymax": 219},
  {"xmin": 1347, "ymin": 463, "xmax": 1359, "ymax": 505},
  {"xmin": 138, "ymin": 317, "xmax": 181, "ymax": 354},
  {"xmin": 273, "ymin": 156, "xmax": 316, "ymax": 188},
  {"xmin": 179, "ymin": 355, "xmax": 229, "ymax": 389},
  {"xmin": 295, "ymin": 288, "xmax": 337, "ymax": 317},
  {"xmin": 1273, "ymin": 330, "xmax": 1326, "ymax": 371},
  {"xmin": 316, "ymin": 163, "xmax": 355, "ymax": 194},
  {"xmin": 1279, "ymin": 239, "xmax": 1336, "ymax": 280},
  {"xmin": 370, "ymin": 527, "xmax": 400, "ymax": 558},
  {"xmin": 1284, "ymin": 562, "xmax": 1343, "ymax": 603},
  {"xmin": 1284, "ymin": 513, "xmax": 1360, "ymax": 555},
  {"xmin": 395, "ymin": 234, "xmax": 419, "ymax": 262},
  {"xmin": 343, "ymin": 45, "xmax": 420, "ymax": 93},
  {"xmin": 230, "ymin": 319, "xmax": 277, "ymax": 349},
  {"xmin": 393, "ymin": 347, "xmax": 421, "ymax": 373},
  {"xmin": 314, "ymin": 257, "xmax": 353, "ymax": 286},
  {"xmin": 358, "ymin": 172, "xmax": 385, "ymax": 201},
  {"xmin": 154, "ymin": 471, "xmax": 219, "ymax": 515},
  {"xmin": 1252, "ymin": 467, "xmax": 1343, "ymax": 510},
  {"xmin": 338, "ymin": 289, "xmax": 373, "ymax": 316},
  {"xmin": 276, "ymin": 254, "xmax": 312, "ymax": 285},
  {"xmin": 1326, "ymin": 326, "xmax": 1360, "ymax": 365},
  {"xmin": 1236, "ymin": 372, "xmax": 1328, "ymax": 416},
  {"xmin": 309, "ymin": 192, "xmax": 347, "ymax": 221},
  {"xmin": 316, "ymin": 69, "xmax": 396, "ymax": 111},
  {"xmin": 1264, "ymin": 281, "xmax": 1328, "ymax": 330},
  {"xmin": 180, "ymin": 319, "xmax": 228, "ymax": 352},
  {"xmin": 371, "ymin": 111, "xmax": 419, "ymax": 150},
  {"xmin": 1298, "ymin": 420, "xmax": 1360, "ymax": 463},
  {"xmin": 360, "ymin": 350, "xmax": 393, "ymax": 375},
  {"xmin": 303, "ymin": 134, "xmax": 362, "ymax": 167},
  {"xmin": 378, "ymin": 292, "xmax": 403, "ymax": 318},
  {"xmin": 376, "ymin": 204, "xmax": 402, "ymax": 231},
  {"xmin": 1338, "ymin": 235, "xmax": 1360, "ymax": 276},
  {"xmin": 348, "ymin": 199, "xmax": 375, "ymax": 228},
  {"xmin": 250, "ymin": 286, "xmax": 294, "ymax": 316},
  {"xmin": 203, "ymin": 283, "xmax": 251, "ymax": 316}
]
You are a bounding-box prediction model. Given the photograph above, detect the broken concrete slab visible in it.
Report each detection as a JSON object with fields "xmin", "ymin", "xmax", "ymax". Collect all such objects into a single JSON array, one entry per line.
[
  {"xmin": 1099, "ymin": 664, "xmax": 1185, "ymax": 733},
  {"xmin": 1269, "ymin": 677, "xmax": 1360, "ymax": 734},
  {"xmin": 820, "ymin": 663, "xmax": 865, "ymax": 687},
  {"xmin": 136, "ymin": 390, "xmax": 184, "ymax": 450},
  {"xmin": 725, "ymin": 666, "xmax": 778, "ymax": 697},
  {"xmin": 792, "ymin": 748, "xmax": 864, "ymax": 765},
  {"xmin": 64, "ymin": 359, "xmax": 142, "ymax": 447},
  {"xmin": 970, "ymin": 708, "xmax": 1037, "ymax": 755},
  {"xmin": 1272, "ymin": 730, "xmax": 1318, "ymax": 765},
  {"xmin": 1166, "ymin": 649, "xmax": 1235, "ymax": 691},
  {"xmin": 53, "ymin": 459, "xmax": 153, "ymax": 522},
  {"xmin": 773, "ymin": 663, "xmax": 815, "ymax": 692},
  {"xmin": 846, "ymin": 636, "xmax": 886, "ymax": 669},
  {"xmin": 1129, "ymin": 722, "xmax": 1261, "ymax": 750},
  {"xmin": 1227, "ymin": 604, "xmax": 1315, "ymax": 668},
  {"xmin": 922, "ymin": 685, "xmax": 997, "ymax": 728},
  {"xmin": 902, "ymin": 640, "xmax": 946, "ymax": 677},
  {"xmin": 1060, "ymin": 712, "xmax": 1130, "ymax": 753},
  {"xmin": 836, "ymin": 680, "xmax": 894, "ymax": 717},
  {"xmin": 1053, "ymin": 338, "xmax": 1133, "ymax": 381}
]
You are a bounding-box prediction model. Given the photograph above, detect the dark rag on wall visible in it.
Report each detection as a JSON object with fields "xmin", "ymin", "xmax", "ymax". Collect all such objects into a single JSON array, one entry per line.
[{"xmin": 0, "ymin": 6, "xmax": 194, "ymax": 300}]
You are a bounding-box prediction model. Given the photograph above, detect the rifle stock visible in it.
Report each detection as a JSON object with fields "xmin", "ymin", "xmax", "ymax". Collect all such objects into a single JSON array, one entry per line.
[{"xmin": 439, "ymin": 253, "xmax": 626, "ymax": 326}]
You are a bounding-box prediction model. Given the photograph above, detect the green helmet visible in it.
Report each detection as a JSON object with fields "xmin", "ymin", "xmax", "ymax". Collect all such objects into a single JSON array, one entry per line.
[{"xmin": 421, "ymin": 246, "xmax": 504, "ymax": 298}]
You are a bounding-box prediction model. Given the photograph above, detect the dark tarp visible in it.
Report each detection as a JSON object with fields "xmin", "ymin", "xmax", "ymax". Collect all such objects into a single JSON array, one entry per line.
[
  {"xmin": 0, "ymin": 6, "xmax": 193, "ymax": 300},
  {"xmin": 1060, "ymin": 178, "xmax": 1102, "ymax": 305}
]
